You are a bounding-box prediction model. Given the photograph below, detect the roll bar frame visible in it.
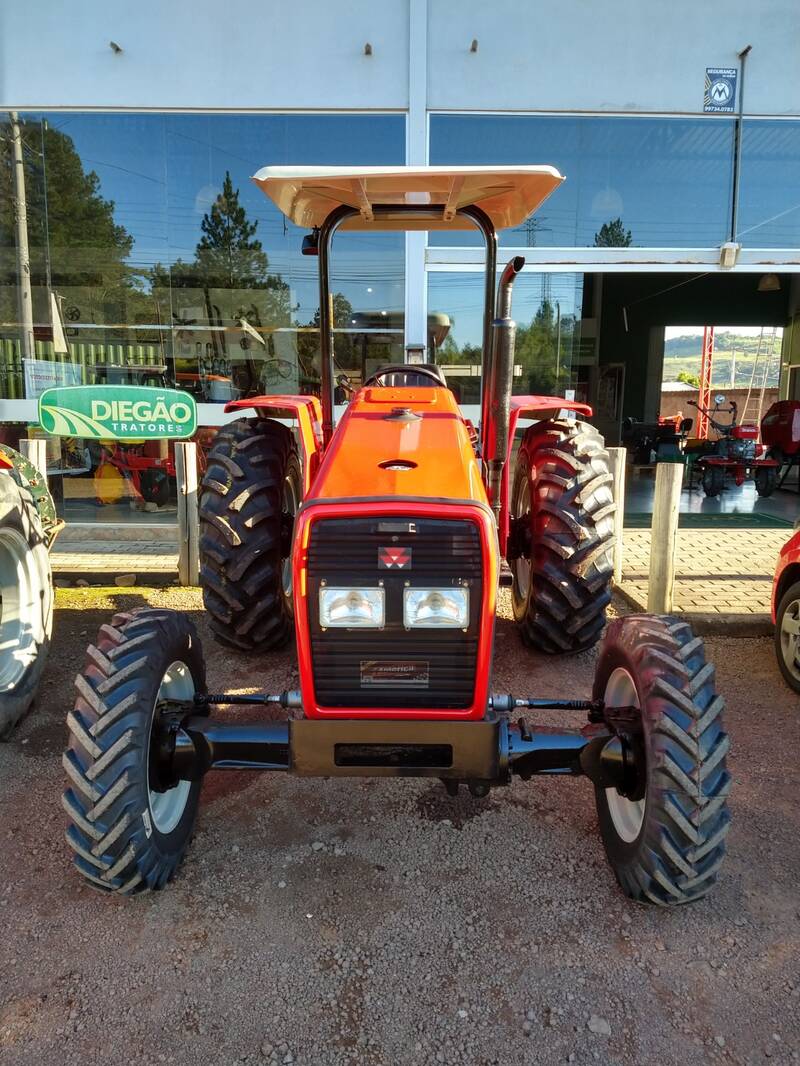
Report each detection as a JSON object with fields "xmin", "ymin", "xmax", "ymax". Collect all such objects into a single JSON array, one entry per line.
[{"xmin": 316, "ymin": 203, "xmax": 498, "ymax": 448}]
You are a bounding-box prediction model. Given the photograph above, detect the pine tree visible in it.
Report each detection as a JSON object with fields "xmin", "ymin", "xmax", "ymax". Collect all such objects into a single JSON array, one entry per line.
[
  {"xmin": 195, "ymin": 171, "xmax": 270, "ymax": 290},
  {"xmin": 593, "ymin": 217, "xmax": 633, "ymax": 247}
]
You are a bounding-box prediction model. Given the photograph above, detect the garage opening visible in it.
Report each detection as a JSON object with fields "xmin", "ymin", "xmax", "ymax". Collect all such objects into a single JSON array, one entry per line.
[{"xmin": 595, "ymin": 270, "xmax": 800, "ymax": 529}]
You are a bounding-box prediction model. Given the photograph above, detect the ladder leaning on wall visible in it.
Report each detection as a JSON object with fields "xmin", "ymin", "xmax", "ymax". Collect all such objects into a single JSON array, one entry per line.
[{"xmin": 741, "ymin": 326, "xmax": 780, "ymax": 426}]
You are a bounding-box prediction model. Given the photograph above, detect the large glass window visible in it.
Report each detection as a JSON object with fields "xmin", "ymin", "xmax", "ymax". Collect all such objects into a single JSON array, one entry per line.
[
  {"xmin": 738, "ymin": 120, "xmax": 800, "ymax": 248},
  {"xmin": 428, "ymin": 270, "xmax": 589, "ymax": 406},
  {"xmin": 0, "ymin": 111, "xmax": 404, "ymax": 524},
  {"xmin": 429, "ymin": 114, "xmax": 736, "ymax": 248},
  {"xmin": 0, "ymin": 111, "xmax": 405, "ymax": 407}
]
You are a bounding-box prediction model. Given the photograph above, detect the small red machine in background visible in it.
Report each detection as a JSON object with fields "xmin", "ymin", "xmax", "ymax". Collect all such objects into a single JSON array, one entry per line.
[
  {"xmin": 94, "ymin": 440, "xmax": 177, "ymax": 507},
  {"xmin": 686, "ymin": 395, "xmax": 779, "ymax": 497}
]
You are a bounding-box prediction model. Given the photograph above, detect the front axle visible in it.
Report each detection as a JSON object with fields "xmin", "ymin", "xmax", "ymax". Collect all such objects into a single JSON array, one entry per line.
[{"xmin": 153, "ymin": 691, "xmax": 639, "ymax": 797}]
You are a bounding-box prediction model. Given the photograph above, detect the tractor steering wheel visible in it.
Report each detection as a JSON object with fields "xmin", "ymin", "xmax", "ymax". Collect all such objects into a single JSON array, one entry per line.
[{"xmin": 363, "ymin": 365, "xmax": 445, "ymax": 388}]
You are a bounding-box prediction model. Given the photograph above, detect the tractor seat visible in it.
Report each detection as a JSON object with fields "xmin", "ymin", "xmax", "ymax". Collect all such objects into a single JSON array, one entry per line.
[{"xmin": 370, "ymin": 363, "xmax": 448, "ymax": 388}]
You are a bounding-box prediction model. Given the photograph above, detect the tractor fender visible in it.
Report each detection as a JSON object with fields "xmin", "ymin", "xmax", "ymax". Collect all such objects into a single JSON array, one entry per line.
[
  {"xmin": 498, "ymin": 395, "xmax": 594, "ymax": 556},
  {"xmin": 224, "ymin": 395, "xmax": 324, "ymax": 494}
]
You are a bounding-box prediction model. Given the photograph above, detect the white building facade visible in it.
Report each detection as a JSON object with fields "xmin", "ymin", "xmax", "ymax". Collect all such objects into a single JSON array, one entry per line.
[{"xmin": 2, "ymin": 1, "xmax": 799, "ymax": 520}]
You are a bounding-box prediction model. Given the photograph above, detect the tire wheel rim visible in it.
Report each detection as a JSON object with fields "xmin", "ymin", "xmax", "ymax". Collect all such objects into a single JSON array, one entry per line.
[
  {"xmin": 0, "ymin": 527, "xmax": 43, "ymax": 693},
  {"xmin": 513, "ymin": 478, "xmax": 532, "ymax": 601},
  {"xmin": 281, "ymin": 473, "xmax": 299, "ymax": 600},
  {"xmin": 604, "ymin": 667, "xmax": 646, "ymax": 844},
  {"xmin": 780, "ymin": 598, "xmax": 800, "ymax": 683},
  {"xmin": 147, "ymin": 660, "xmax": 194, "ymax": 835}
]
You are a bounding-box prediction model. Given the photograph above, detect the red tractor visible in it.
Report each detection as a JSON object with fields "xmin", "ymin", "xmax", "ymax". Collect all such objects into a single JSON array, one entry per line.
[
  {"xmin": 687, "ymin": 395, "xmax": 779, "ymax": 498},
  {"xmin": 761, "ymin": 399, "xmax": 800, "ymax": 488},
  {"xmin": 62, "ymin": 167, "xmax": 730, "ymax": 906}
]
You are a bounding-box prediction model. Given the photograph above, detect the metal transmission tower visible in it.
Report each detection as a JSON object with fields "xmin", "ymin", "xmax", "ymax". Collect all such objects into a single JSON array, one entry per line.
[{"xmin": 697, "ymin": 326, "xmax": 715, "ymax": 439}]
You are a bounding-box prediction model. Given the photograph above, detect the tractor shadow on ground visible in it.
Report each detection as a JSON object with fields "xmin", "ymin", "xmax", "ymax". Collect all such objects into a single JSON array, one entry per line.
[{"xmin": 16, "ymin": 592, "xmax": 208, "ymax": 758}]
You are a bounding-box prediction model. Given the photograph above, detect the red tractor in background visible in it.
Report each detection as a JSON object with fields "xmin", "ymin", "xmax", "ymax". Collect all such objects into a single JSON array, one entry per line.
[
  {"xmin": 687, "ymin": 394, "xmax": 779, "ymax": 497},
  {"xmin": 761, "ymin": 399, "xmax": 800, "ymax": 489},
  {"xmin": 62, "ymin": 166, "xmax": 730, "ymax": 907},
  {"xmin": 90, "ymin": 366, "xmax": 211, "ymax": 509}
]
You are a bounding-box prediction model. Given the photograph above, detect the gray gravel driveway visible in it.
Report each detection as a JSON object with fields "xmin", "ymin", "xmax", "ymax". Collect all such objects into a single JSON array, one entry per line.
[{"xmin": 1, "ymin": 587, "xmax": 799, "ymax": 1065}]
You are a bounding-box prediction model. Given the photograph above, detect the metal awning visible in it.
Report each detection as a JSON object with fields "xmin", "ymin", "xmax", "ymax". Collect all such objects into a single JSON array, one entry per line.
[{"xmin": 251, "ymin": 165, "xmax": 565, "ymax": 231}]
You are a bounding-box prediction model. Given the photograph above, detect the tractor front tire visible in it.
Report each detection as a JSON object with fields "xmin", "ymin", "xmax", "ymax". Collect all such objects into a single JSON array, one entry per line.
[
  {"xmin": 754, "ymin": 466, "xmax": 777, "ymax": 498},
  {"xmin": 593, "ymin": 614, "xmax": 730, "ymax": 905},
  {"xmin": 63, "ymin": 608, "xmax": 206, "ymax": 895},
  {"xmin": 702, "ymin": 465, "xmax": 725, "ymax": 497},
  {"xmin": 199, "ymin": 418, "xmax": 301, "ymax": 652},
  {"xmin": 0, "ymin": 474, "xmax": 53, "ymax": 737},
  {"xmin": 510, "ymin": 418, "xmax": 615, "ymax": 654}
]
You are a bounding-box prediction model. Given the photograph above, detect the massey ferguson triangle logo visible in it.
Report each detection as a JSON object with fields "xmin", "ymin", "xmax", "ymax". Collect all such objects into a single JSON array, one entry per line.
[{"xmin": 379, "ymin": 546, "xmax": 411, "ymax": 569}]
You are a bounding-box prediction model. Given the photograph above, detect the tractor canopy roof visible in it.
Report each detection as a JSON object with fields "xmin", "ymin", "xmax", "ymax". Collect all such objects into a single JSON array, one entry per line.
[{"xmin": 251, "ymin": 165, "xmax": 565, "ymax": 231}]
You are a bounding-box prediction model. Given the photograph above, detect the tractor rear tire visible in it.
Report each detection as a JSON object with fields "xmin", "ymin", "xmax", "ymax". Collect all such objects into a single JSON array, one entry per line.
[
  {"xmin": 199, "ymin": 417, "xmax": 301, "ymax": 652},
  {"xmin": 63, "ymin": 607, "xmax": 206, "ymax": 895},
  {"xmin": 140, "ymin": 467, "xmax": 170, "ymax": 507},
  {"xmin": 0, "ymin": 474, "xmax": 53, "ymax": 737},
  {"xmin": 754, "ymin": 466, "xmax": 777, "ymax": 498},
  {"xmin": 702, "ymin": 465, "xmax": 725, "ymax": 497},
  {"xmin": 510, "ymin": 418, "xmax": 615, "ymax": 654},
  {"xmin": 593, "ymin": 614, "xmax": 730, "ymax": 905}
]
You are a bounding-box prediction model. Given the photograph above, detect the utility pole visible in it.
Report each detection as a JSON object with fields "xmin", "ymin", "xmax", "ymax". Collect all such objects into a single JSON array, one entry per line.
[{"xmin": 10, "ymin": 112, "xmax": 35, "ymax": 362}]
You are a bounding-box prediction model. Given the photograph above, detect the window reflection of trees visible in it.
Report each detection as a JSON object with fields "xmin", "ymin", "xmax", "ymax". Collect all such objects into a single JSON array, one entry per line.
[{"xmin": 0, "ymin": 115, "xmax": 404, "ymax": 404}]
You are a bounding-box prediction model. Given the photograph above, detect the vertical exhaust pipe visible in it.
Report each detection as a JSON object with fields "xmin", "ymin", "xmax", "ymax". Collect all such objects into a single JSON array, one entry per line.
[{"xmin": 486, "ymin": 255, "xmax": 525, "ymax": 521}]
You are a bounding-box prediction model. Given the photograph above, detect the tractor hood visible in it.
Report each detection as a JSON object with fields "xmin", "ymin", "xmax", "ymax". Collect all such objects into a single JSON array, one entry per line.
[{"xmin": 305, "ymin": 385, "xmax": 487, "ymax": 505}]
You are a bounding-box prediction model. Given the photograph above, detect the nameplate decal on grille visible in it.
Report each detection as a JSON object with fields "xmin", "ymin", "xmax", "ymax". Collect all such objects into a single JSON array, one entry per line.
[
  {"xmin": 378, "ymin": 546, "xmax": 412, "ymax": 569},
  {"xmin": 360, "ymin": 660, "xmax": 429, "ymax": 688}
]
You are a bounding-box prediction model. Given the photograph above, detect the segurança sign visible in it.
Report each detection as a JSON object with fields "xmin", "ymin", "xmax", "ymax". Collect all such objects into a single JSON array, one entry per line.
[{"xmin": 38, "ymin": 385, "xmax": 198, "ymax": 441}]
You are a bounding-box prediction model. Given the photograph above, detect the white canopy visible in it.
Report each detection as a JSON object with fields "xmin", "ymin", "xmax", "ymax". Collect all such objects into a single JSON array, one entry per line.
[{"xmin": 251, "ymin": 165, "xmax": 565, "ymax": 231}]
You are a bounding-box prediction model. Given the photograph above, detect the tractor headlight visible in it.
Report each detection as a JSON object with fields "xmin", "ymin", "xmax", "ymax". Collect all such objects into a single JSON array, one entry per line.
[
  {"xmin": 403, "ymin": 587, "xmax": 469, "ymax": 629},
  {"xmin": 319, "ymin": 587, "xmax": 385, "ymax": 628}
]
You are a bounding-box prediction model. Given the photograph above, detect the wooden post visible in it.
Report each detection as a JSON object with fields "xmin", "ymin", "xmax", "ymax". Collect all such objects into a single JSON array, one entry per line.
[
  {"xmin": 19, "ymin": 437, "xmax": 48, "ymax": 488},
  {"xmin": 175, "ymin": 442, "xmax": 200, "ymax": 587},
  {"xmin": 606, "ymin": 447, "xmax": 626, "ymax": 585},
  {"xmin": 647, "ymin": 463, "xmax": 683, "ymax": 614}
]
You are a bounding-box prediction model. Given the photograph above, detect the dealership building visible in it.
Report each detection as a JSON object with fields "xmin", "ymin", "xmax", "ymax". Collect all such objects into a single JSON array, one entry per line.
[{"xmin": 2, "ymin": 1, "xmax": 800, "ymax": 527}]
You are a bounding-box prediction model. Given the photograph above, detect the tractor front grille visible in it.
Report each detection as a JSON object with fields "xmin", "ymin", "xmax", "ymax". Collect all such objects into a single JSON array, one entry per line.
[{"xmin": 307, "ymin": 517, "xmax": 483, "ymax": 710}]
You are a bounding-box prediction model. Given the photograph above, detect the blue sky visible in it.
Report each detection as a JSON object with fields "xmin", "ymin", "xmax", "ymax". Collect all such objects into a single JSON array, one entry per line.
[{"xmin": 37, "ymin": 111, "xmax": 407, "ymax": 323}]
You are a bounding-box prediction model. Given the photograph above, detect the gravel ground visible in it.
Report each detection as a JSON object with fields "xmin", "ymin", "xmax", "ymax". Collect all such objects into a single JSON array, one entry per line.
[{"xmin": 1, "ymin": 586, "xmax": 799, "ymax": 1066}]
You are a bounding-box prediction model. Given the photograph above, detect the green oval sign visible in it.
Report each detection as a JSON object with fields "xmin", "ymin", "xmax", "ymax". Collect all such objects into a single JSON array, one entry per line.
[{"xmin": 38, "ymin": 385, "xmax": 198, "ymax": 441}]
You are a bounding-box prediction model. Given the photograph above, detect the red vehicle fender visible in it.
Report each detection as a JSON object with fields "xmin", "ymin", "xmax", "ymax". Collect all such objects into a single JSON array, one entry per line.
[
  {"xmin": 224, "ymin": 395, "xmax": 324, "ymax": 495},
  {"xmin": 773, "ymin": 529, "xmax": 800, "ymax": 623},
  {"xmin": 498, "ymin": 395, "xmax": 593, "ymax": 555}
]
